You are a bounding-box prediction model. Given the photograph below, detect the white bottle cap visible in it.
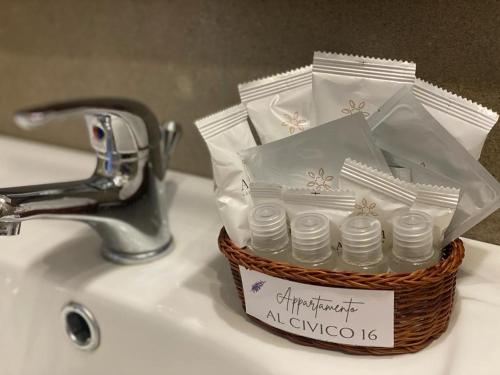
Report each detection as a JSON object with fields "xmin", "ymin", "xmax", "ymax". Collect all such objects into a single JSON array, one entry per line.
[
  {"xmin": 291, "ymin": 213, "xmax": 331, "ymax": 263},
  {"xmin": 341, "ymin": 216, "xmax": 383, "ymax": 266},
  {"xmin": 392, "ymin": 210, "xmax": 434, "ymax": 261},
  {"xmin": 249, "ymin": 203, "xmax": 288, "ymax": 252}
]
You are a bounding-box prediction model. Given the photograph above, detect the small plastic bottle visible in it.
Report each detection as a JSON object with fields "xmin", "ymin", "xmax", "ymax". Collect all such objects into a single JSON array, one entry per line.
[
  {"xmin": 248, "ymin": 203, "xmax": 289, "ymax": 261},
  {"xmin": 335, "ymin": 216, "xmax": 387, "ymax": 274},
  {"xmin": 389, "ymin": 211, "xmax": 441, "ymax": 273},
  {"xmin": 289, "ymin": 212, "xmax": 333, "ymax": 269}
]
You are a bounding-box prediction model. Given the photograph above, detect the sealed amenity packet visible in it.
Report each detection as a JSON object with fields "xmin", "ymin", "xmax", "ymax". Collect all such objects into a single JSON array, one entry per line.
[
  {"xmin": 249, "ymin": 182, "xmax": 283, "ymax": 205},
  {"xmin": 283, "ymin": 188, "xmax": 356, "ymax": 253},
  {"xmin": 239, "ymin": 66, "xmax": 313, "ymax": 144},
  {"xmin": 195, "ymin": 104, "xmax": 256, "ymax": 247},
  {"xmin": 239, "ymin": 113, "xmax": 391, "ymax": 191},
  {"xmin": 339, "ymin": 158, "xmax": 417, "ymax": 252},
  {"xmin": 312, "ymin": 52, "xmax": 416, "ymax": 126},
  {"xmin": 382, "ymin": 149, "xmax": 462, "ymax": 188},
  {"xmin": 411, "ymin": 184, "xmax": 460, "ymax": 249},
  {"xmin": 413, "ymin": 78, "xmax": 498, "ymax": 159},
  {"xmin": 367, "ymin": 87, "xmax": 500, "ymax": 245}
]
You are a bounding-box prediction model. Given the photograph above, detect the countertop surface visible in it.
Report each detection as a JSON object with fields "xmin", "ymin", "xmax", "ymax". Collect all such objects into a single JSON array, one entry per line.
[{"xmin": 0, "ymin": 135, "xmax": 499, "ymax": 375}]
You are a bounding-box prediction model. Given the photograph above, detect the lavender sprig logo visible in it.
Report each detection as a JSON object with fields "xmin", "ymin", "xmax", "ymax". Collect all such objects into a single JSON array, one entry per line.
[{"xmin": 251, "ymin": 280, "xmax": 266, "ymax": 293}]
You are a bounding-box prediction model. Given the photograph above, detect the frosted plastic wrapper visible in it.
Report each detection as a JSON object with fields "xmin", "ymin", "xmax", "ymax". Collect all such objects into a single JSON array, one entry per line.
[
  {"xmin": 383, "ymin": 149, "xmax": 462, "ymax": 188},
  {"xmin": 239, "ymin": 66, "xmax": 313, "ymax": 143},
  {"xmin": 413, "ymin": 78, "xmax": 498, "ymax": 159},
  {"xmin": 239, "ymin": 113, "xmax": 390, "ymax": 192},
  {"xmin": 368, "ymin": 87, "xmax": 500, "ymax": 245},
  {"xmin": 312, "ymin": 52, "xmax": 416, "ymax": 126},
  {"xmin": 195, "ymin": 105, "xmax": 256, "ymax": 247}
]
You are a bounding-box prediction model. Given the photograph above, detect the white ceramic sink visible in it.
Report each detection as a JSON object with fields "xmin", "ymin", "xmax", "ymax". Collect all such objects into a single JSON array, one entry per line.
[{"xmin": 0, "ymin": 136, "xmax": 499, "ymax": 375}]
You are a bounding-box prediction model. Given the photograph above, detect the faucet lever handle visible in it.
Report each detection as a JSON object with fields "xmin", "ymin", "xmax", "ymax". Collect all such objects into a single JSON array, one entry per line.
[{"xmin": 13, "ymin": 98, "xmax": 175, "ymax": 179}]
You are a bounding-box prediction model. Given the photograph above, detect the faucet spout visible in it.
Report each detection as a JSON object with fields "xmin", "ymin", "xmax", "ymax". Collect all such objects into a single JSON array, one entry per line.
[{"xmin": 0, "ymin": 178, "xmax": 112, "ymax": 235}]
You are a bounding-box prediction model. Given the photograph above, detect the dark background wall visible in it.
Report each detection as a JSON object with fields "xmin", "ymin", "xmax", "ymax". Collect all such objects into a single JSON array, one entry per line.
[{"xmin": 0, "ymin": 0, "xmax": 498, "ymax": 243}]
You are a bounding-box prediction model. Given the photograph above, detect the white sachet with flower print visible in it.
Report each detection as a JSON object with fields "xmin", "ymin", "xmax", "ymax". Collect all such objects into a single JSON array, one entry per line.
[
  {"xmin": 239, "ymin": 66, "xmax": 313, "ymax": 143},
  {"xmin": 339, "ymin": 158, "xmax": 417, "ymax": 253},
  {"xmin": 239, "ymin": 113, "xmax": 391, "ymax": 192},
  {"xmin": 195, "ymin": 104, "xmax": 256, "ymax": 247},
  {"xmin": 283, "ymin": 188, "xmax": 356, "ymax": 255},
  {"xmin": 249, "ymin": 182, "xmax": 283, "ymax": 205},
  {"xmin": 312, "ymin": 52, "xmax": 416, "ymax": 126},
  {"xmin": 411, "ymin": 184, "xmax": 460, "ymax": 250}
]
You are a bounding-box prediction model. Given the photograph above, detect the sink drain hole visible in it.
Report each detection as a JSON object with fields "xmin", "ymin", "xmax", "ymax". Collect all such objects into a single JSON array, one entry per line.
[
  {"xmin": 66, "ymin": 311, "xmax": 91, "ymax": 345},
  {"xmin": 62, "ymin": 302, "xmax": 100, "ymax": 351}
]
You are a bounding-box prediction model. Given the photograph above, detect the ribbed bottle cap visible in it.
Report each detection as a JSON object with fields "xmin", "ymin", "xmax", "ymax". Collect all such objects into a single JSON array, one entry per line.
[
  {"xmin": 291, "ymin": 213, "xmax": 331, "ymax": 263},
  {"xmin": 341, "ymin": 216, "xmax": 383, "ymax": 266},
  {"xmin": 249, "ymin": 203, "xmax": 288, "ymax": 252},
  {"xmin": 392, "ymin": 211, "xmax": 434, "ymax": 261}
]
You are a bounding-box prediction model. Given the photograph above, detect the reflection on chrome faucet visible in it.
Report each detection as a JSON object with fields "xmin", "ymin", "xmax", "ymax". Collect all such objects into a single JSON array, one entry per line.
[{"xmin": 0, "ymin": 99, "xmax": 181, "ymax": 265}]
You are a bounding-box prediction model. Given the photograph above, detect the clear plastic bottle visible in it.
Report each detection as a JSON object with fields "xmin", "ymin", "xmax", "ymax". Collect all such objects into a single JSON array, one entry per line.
[
  {"xmin": 389, "ymin": 211, "xmax": 441, "ymax": 273},
  {"xmin": 248, "ymin": 203, "xmax": 289, "ymax": 261},
  {"xmin": 335, "ymin": 216, "xmax": 387, "ymax": 274},
  {"xmin": 289, "ymin": 212, "xmax": 333, "ymax": 269}
]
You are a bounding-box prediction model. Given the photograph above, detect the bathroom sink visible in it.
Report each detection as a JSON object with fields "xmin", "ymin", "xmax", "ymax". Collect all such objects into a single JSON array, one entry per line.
[{"xmin": 0, "ymin": 135, "xmax": 499, "ymax": 375}]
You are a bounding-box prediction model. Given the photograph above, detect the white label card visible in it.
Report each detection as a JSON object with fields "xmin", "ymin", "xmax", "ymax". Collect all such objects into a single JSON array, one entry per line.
[{"xmin": 240, "ymin": 266, "xmax": 394, "ymax": 347}]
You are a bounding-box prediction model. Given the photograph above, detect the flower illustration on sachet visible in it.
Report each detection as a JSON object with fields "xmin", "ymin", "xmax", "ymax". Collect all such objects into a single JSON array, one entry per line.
[
  {"xmin": 341, "ymin": 100, "xmax": 370, "ymax": 117},
  {"xmin": 281, "ymin": 111, "xmax": 308, "ymax": 134},
  {"xmin": 306, "ymin": 168, "xmax": 334, "ymax": 191},
  {"xmin": 355, "ymin": 198, "xmax": 378, "ymax": 216}
]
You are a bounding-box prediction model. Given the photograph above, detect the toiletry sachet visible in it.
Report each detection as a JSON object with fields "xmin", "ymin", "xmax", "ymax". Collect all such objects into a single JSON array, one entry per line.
[
  {"xmin": 312, "ymin": 51, "xmax": 416, "ymax": 126},
  {"xmin": 382, "ymin": 149, "xmax": 462, "ymax": 188},
  {"xmin": 411, "ymin": 184, "xmax": 461, "ymax": 250},
  {"xmin": 367, "ymin": 86, "xmax": 500, "ymax": 245},
  {"xmin": 339, "ymin": 158, "xmax": 417, "ymax": 253},
  {"xmin": 239, "ymin": 112, "xmax": 391, "ymax": 192},
  {"xmin": 195, "ymin": 104, "xmax": 256, "ymax": 247},
  {"xmin": 283, "ymin": 188, "xmax": 356, "ymax": 253},
  {"xmin": 249, "ymin": 182, "xmax": 283, "ymax": 205},
  {"xmin": 413, "ymin": 78, "xmax": 498, "ymax": 159},
  {"xmin": 239, "ymin": 66, "xmax": 313, "ymax": 144}
]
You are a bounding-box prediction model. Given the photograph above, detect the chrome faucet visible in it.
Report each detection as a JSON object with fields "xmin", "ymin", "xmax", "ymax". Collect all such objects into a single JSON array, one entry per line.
[{"xmin": 0, "ymin": 99, "xmax": 181, "ymax": 264}]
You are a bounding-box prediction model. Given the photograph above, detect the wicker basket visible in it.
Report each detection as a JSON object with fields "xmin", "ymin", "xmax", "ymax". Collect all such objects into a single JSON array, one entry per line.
[{"xmin": 218, "ymin": 227, "xmax": 465, "ymax": 355}]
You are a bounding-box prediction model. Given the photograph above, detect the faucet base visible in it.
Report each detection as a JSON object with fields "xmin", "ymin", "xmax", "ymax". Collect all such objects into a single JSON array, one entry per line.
[{"xmin": 101, "ymin": 238, "xmax": 173, "ymax": 265}]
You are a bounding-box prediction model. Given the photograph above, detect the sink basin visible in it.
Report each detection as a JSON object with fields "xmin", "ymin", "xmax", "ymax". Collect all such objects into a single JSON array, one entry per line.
[{"xmin": 0, "ymin": 135, "xmax": 499, "ymax": 375}]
